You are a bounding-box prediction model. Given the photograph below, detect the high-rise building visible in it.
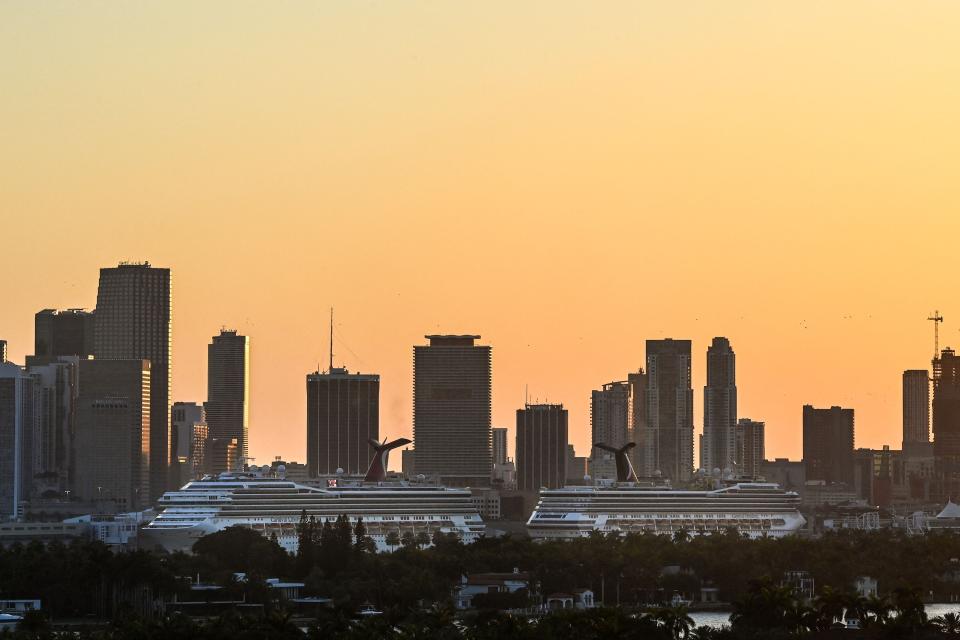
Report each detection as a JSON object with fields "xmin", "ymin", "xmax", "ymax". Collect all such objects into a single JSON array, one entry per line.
[
  {"xmin": 627, "ymin": 369, "xmax": 647, "ymax": 470},
  {"xmin": 306, "ymin": 367, "xmax": 380, "ymax": 476},
  {"xmin": 702, "ymin": 337, "xmax": 737, "ymax": 473},
  {"xmin": 25, "ymin": 356, "xmax": 80, "ymax": 493},
  {"xmin": 591, "ymin": 381, "xmax": 630, "ymax": 449},
  {"xmin": 903, "ymin": 369, "xmax": 930, "ymax": 445},
  {"xmin": 565, "ymin": 444, "xmax": 588, "ymax": 484},
  {"xmin": 205, "ymin": 330, "xmax": 249, "ymax": 465},
  {"xmin": 735, "ymin": 418, "xmax": 765, "ymax": 479},
  {"xmin": 34, "ymin": 309, "xmax": 95, "ymax": 359},
  {"xmin": 0, "ymin": 362, "xmax": 37, "ymax": 519},
  {"xmin": 933, "ymin": 348, "xmax": 960, "ymax": 495},
  {"xmin": 413, "ymin": 335, "xmax": 492, "ymax": 486},
  {"xmin": 0, "ymin": 340, "xmax": 8, "ymax": 364},
  {"xmin": 802, "ymin": 405, "xmax": 855, "ymax": 486},
  {"xmin": 492, "ymin": 427, "xmax": 508, "ymax": 465},
  {"xmin": 207, "ymin": 437, "xmax": 238, "ymax": 475},
  {"xmin": 93, "ymin": 262, "xmax": 171, "ymax": 500},
  {"xmin": 192, "ymin": 422, "xmax": 209, "ymax": 479},
  {"xmin": 74, "ymin": 359, "xmax": 151, "ymax": 511},
  {"xmin": 516, "ymin": 403, "xmax": 568, "ymax": 492},
  {"xmin": 172, "ymin": 401, "xmax": 206, "ymax": 481},
  {"xmin": 643, "ymin": 339, "xmax": 694, "ymax": 481}
]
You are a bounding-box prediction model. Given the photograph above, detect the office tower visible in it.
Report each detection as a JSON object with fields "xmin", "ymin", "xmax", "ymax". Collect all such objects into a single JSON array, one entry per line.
[
  {"xmin": 74, "ymin": 359, "xmax": 151, "ymax": 510},
  {"xmin": 802, "ymin": 405, "xmax": 855, "ymax": 485},
  {"xmin": 25, "ymin": 356, "xmax": 80, "ymax": 492},
  {"xmin": 933, "ymin": 348, "xmax": 960, "ymax": 497},
  {"xmin": 205, "ymin": 330, "xmax": 250, "ymax": 464},
  {"xmin": 591, "ymin": 381, "xmax": 630, "ymax": 450},
  {"xmin": 413, "ymin": 335, "xmax": 492, "ymax": 486},
  {"xmin": 565, "ymin": 444, "xmax": 588, "ymax": 483},
  {"xmin": 0, "ymin": 340, "xmax": 7, "ymax": 363},
  {"xmin": 0, "ymin": 362, "xmax": 37, "ymax": 518},
  {"xmin": 516, "ymin": 403, "xmax": 568, "ymax": 491},
  {"xmin": 735, "ymin": 418, "xmax": 765, "ymax": 479},
  {"xmin": 34, "ymin": 309, "xmax": 95, "ymax": 359},
  {"xmin": 492, "ymin": 427, "xmax": 508, "ymax": 465},
  {"xmin": 93, "ymin": 262, "xmax": 171, "ymax": 500},
  {"xmin": 702, "ymin": 337, "xmax": 738, "ymax": 473},
  {"xmin": 643, "ymin": 339, "xmax": 694, "ymax": 481},
  {"xmin": 172, "ymin": 401, "xmax": 206, "ymax": 481},
  {"xmin": 207, "ymin": 438, "xmax": 238, "ymax": 474},
  {"xmin": 306, "ymin": 367, "xmax": 380, "ymax": 476},
  {"xmin": 903, "ymin": 370, "xmax": 930, "ymax": 445}
]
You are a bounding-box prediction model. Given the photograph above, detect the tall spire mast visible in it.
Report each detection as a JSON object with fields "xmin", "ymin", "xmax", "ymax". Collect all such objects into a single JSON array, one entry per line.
[{"xmin": 329, "ymin": 307, "xmax": 334, "ymax": 371}]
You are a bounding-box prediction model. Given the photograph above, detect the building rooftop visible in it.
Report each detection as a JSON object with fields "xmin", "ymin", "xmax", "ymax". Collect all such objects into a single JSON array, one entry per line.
[{"xmin": 425, "ymin": 335, "xmax": 481, "ymax": 346}]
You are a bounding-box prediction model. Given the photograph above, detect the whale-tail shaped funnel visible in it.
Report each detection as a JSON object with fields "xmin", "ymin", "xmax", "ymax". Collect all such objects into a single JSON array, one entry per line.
[
  {"xmin": 364, "ymin": 437, "xmax": 412, "ymax": 482},
  {"xmin": 593, "ymin": 442, "xmax": 639, "ymax": 482}
]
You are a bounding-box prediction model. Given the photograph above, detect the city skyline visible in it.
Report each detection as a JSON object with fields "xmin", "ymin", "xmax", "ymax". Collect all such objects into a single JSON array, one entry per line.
[{"xmin": 3, "ymin": 3, "xmax": 959, "ymax": 469}]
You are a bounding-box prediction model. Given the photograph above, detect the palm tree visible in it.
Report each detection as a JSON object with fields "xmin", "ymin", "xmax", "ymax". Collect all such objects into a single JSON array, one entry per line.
[
  {"xmin": 932, "ymin": 612, "xmax": 960, "ymax": 635},
  {"xmin": 651, "ymin": 604, "xmax": 695, "ymax": 639}
]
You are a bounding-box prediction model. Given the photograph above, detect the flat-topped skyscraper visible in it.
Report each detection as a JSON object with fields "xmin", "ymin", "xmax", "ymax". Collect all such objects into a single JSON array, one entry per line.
[
  {"xmin": 702, "ymin": 337, "xmax": 738, "ymax": 473},
  {"xmin": 306, "ymin": 367, "xmax": 379, "ymax": 476},
  {"xmin": 802, "ymin": 405, "xmax": 854, "ymax": 485},
  {"xmin": 413, "ymin": 335, "xmax": 492, "ymax": 486},
  {"xmin": 205, "ymin": 330, "xmax": 249, "ymax": 468},
  {"xmin": 93, "ymin": 262, "xmax": 171, "ymax": 500},
  {"xmin": 643, "ymin": 339, "xmax": 694, "ymax": 481},
  {"xmin": 516, "ymin": 403, "xmax": 568, "ymax": 491},
  {"xmin": 34, "ymin": 308, "xmax": 95, "ymax": 359},
  {"xmin": 903, "ymin": 369, "xmax": 930, "ymax": 445}
]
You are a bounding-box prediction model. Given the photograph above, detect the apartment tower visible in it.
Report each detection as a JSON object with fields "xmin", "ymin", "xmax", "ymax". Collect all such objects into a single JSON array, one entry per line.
[
  {"xmin": 702, "ymin": 337, "xmax": 738, "ymax": 473},
  {"xmin": 643, "ymin": 339, "xmax": 694, "ymax": 481},
  {"xmin": 205, "ymin": 330, "xmax": 250, "ymax": 468}
]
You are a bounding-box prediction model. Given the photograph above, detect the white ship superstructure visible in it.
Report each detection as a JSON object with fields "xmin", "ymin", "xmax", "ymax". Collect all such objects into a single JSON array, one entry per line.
[
  {"xmin": 527, "ymin": 482, "xmax": 805, "ymax": 540},
  {"xmin": 142, "ymin": 474, "xmax": 485, "ymax": 553}
]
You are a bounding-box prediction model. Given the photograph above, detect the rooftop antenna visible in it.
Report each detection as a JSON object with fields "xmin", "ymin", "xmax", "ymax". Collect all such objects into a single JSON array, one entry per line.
[
  {"xmin": 329, "ymin": 307, "xmax": 334, "ymax": 372},
  {"xmin": 929, "ymin": 310, "xmax": 944, "ymax": 358}
]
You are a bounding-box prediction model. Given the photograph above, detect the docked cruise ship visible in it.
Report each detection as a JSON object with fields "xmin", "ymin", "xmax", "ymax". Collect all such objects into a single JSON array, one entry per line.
[
  {"xmin": 527, "ymin": 443, "xmax": 805, "ymax": 540},
  {"xmin": 142, "ymin": 438, "xmax": 485, "ymax": 553}
]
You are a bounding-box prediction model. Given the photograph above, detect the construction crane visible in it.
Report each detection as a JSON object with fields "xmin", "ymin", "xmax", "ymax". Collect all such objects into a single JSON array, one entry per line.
[{"xmin": 928, "ymin": 310, "xmax": 944, "ymax": 358}]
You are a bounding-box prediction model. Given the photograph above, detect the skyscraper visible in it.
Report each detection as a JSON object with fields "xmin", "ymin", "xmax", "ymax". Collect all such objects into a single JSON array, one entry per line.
[
  {"xmin": 0, "ymin": 362, "xmax": 36, "ymax": 519},
  {"xmin": 0, "ymin": 341, "xmax": 7, "ymax": 364},
  {"xmin": 34, "ymin": 309, "xmax": 95, "ymax": 359},
  {"xmin": 172, "ymin": 401, "xmax": 206, "ymax": 481},
  {"xmin": 643, "ymin": 339, "xmax": 694, "ymax": 481},
  {"xmin": 702, "ymin": 337, "xmax": 738, "ymax": 473},
  {"xmin": 413, "ymin": 335, "xmax": 492, "ymax": 486},
  {"xmin": 26, "ymin": 356, "xmax": 80, "ymax": 492},
  {"xmin": 516, "ymin": 403, "xmax": 568, "ymax": 491},
  {"xmin": 93, "ymin": 262, "xmax": 171, "ymax": 500},
  {"xmin": 306, "ymin": 367, "xmax": 380, "ymax": 476},
  {"xmin": 735, "ymin": 418, "xmax": 765, "ymax": 479},
  {"xmin": 492, "ymin": 427, "xmax": 508, "ymax": 465},
  {"xmin": 933, "ymin": 349, "xmax": 960, "ymax": 496},
  {"xmin": 903, "ymin": 369, "xmax": 930, "ymax": 445},
  {"xmin": 205, "ymin": 330, "xmax": 250, "ymax": 465},
  {"xmin": 74, "ymin": 359, "xmax": 151, "ymax": 510},
  {"xmin": 802, "ymin": 405, "xmax": 855, "ymax": 485},
  {"xmin": 591, "ymin": 381, "xmax": 630, "ymax": 449}
]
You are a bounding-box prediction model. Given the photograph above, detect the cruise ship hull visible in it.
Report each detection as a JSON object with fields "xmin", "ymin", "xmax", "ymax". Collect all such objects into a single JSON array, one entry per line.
[{"xmin": 527, "ymin": 482, "xmax": 806, "ymax": 540}]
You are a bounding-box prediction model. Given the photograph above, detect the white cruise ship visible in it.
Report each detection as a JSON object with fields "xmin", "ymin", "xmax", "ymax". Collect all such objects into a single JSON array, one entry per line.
[
  {"xmin": 527, "ymin": 482, "xmax": 806, "ymax": 540},
  {"xmin": 527, "ymin": 442, "xmax": 805, "ymax": 540},
  {"xmin": 142, "ymin": 475, "xmax": 486, "ymax": 553},
  {"xmin": 142, "ymin": 438, "xmax": 485, "ymax": 553}
]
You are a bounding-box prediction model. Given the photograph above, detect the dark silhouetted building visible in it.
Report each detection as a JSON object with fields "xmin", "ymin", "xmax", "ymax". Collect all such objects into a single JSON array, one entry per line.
[
  {"xmin": 34, "ymin": 309, "xmax": 95, "ymax": 359},
  {"xmin": 591, "ymin": 381, "xmax": 630, "ymax": 449},
  {"xmin": 0, "ymin": 362, "xmax": 36, "ymax": 519},
  {"xmin": 172, "ymin": 402, "xmax": 206, "ymax": 481},
  {"xmin": 802, "ymin": 405, "xmax": 854, "ymax": 486},
  {"xmin": 74, "ymin": 359, "xmax": 151, "ymax": 511},
  {"xmin": 93, "ymin": 262, "xmax": 171, "ymax": 500},
  {"xmin": 413, "ymin": 335, "xmax": 492, "ymax": 486},
  {"xmin": 306, "ymin": 367, "xmax": 379, "ymax": 476},
  {"xmin": 205, "ymin": 330, "xmax": 249, "ymax": 466},
  {"xmin": 735, "ymin": 418, "xmax": 764, "ymax": 479},
  {"xmin": 492, "ymin": 427, "xmax": 508, "ymax": 466},
  {"xmin": 207, "ymin": 437, "xmax": 238, "ymax": 474},
  {"xmin": 516, "ymin": 403, "xmax": 568, "ymax": 491},
  {"xmin": 26, "ymin": 356, "xmax": 80, "ymax": 493},
  {"xmin": 933, "ymin": 348, "xmax": 960, "ymax": 496},
  {"xmin": 0, "ymin": 341, "xmax": 6, "ymax": 364},
  {"xmin": 903, "ymin": 369, "xmax": 930, "ymax": 445},
  {"xmin": 643, "ymin": 339, "xmax": 694, "ymax": 481},
  {"xmin": 702, "ymin": 337, "xmax": 737, "ymax": 473}
]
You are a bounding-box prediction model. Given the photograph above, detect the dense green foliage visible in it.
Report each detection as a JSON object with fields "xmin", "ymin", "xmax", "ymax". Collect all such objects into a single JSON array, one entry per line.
[{"xmin": 6, "ymin": 525, "xmax": 960, "ymax": 637}]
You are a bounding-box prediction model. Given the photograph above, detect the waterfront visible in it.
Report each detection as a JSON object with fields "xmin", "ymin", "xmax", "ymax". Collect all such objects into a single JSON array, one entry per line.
[{"xmin": 689, "ymin": 604, "xmax": 960, "ymax": 629}]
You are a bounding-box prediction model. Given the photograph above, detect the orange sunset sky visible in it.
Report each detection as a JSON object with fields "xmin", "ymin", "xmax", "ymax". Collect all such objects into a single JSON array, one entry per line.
[{"xmin": 2, "ymin": 2, "xmax": 959, "ymax": 468}]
